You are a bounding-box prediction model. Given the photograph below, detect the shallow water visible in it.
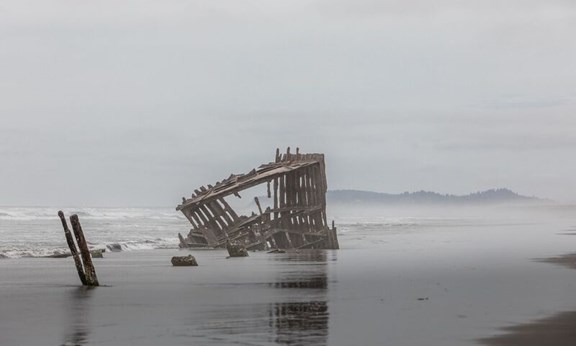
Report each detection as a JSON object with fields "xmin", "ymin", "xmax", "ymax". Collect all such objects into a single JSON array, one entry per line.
[
  {"xmin": 1, "ymin": 205, "xmax": 576, "ymax": 345},
  {"xmin": 0, "ymin": 207, "xmax": 187, "ymax": 258}
]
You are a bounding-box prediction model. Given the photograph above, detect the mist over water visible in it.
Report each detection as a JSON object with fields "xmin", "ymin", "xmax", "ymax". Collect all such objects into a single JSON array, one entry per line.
[
  {"xmin": 0, "ymin": 207, "xmax": 188, "ymax": 258},
  {"xmin": 1, "ymin": 203, "xmax": 576, "ymax": 345}
]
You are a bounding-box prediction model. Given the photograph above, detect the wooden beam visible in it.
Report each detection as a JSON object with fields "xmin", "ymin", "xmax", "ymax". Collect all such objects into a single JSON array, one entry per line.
[
  {"xmin": 58, "ymin": 211, "xmax": 87, "ymax": 285},
  {"xmin": 70, "ymin": 214, "xmax": 99, "ymax": 286}
]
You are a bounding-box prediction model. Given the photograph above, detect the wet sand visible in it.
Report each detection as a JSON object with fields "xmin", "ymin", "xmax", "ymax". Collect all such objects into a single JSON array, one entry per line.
[
  {"xmin": 0, "ymin": 249, "xmax": 333, "ymax": 346},
  {"xmin": 2, "ymin": 210, "xmax": 576, "ymax": 345},
  {"xmin": 536, "ymin": 252, "xmax": 576, "ymax": 270},
  {"xmin": 478, "ymin": 252, "xmax": 576, "ymax": 346},
  {"xmin": 479, "ymin": 311, "xmax": 576, "ymax": 346}
]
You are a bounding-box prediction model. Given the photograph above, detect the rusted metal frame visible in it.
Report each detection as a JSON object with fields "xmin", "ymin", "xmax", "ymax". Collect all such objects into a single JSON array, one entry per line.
[
  {"xmin": 308, "ymin": 165, "xmax": 319, "ymax": 229},
  {"xmin": 182, "ymin": 206, "xmax": 204, "ymax": 229},
  {"xmin": 229, "ymin": 229, "xmax": 251, "ymax": 242},
  {"xmin": 213, "ymin": 199, "xmax": 234, "ymax": 226},
  {"xmin": 291, "ymin": 171, "xmax": 302, "ymax": 232},
  {"xmin": 296, "ymin": 170, "xmax": 308, "ymax": 231},
  {"xmin": 272, "ymin": 231, "xmax": 290, "ymax": 249},
  {"xmin": 313, "ymin": 162, "xmax": 327, "ymax": 228},
  {"xmin": 205, "ymin": 200, "xmax": 232, "ymax": 229},
  {"xmin": 286, "ymin": 171, "xmax": 305, "ymax": 246},
  {"xmin": 318, "ymin": 155, "xmax": 329, "ymax": 227},
  {"xmin": 248, "ymin": 227, "xmax": 286, "ymax": 248},
  {"xmin": 187, "ymin": 230, "xmax": 208, "ymax": 242},
  {"xmin": 177, "ymin": 163, "xmax": 317, "ymax": 211},
  {"xmin": 204, "ymin": 200, "xmax": 227, "ymax": 227},
  {"xmin": 225, "ymin": 213, "xmax": 264, "ymax": 237},
  {"xmin": 285, "ymin": 172, "xmax": 294, "ymax": 229},
  {"xmin": 267, "ymin": 234, "xmax": 278, "ymax": 248},
  {"xmin": 188, "ymin": 208, "xmax": 205, "ymax": 229},
  {"xmin": 186, "ymin": 207, "xmax": 219, "ymax": 246},
  {"xmin": 303, "ymin": 169, "xmax": 314, "ymax": 230},
  {"xmin": 313, "ymin": 164, "xmax": 325, "ymax": 228},
  {"xmin": 295, "ymin": 170, "xmax": 304, "ymax": 207},
  {"xmin": 273, "ymin": 176, "xmax": 279, "ymax": 221},
  {"xmin": 265, "ymin": 206, "xmax": 310, "ymax": 214},
  {"xmin": 182, "ymin": 209, "xmax": 200, "ymax": 229},
  {"xmin": 177, "ymin": 149, "xmax": 335, "ymax": 250},
  {"xmin": 198, "ymin": 204, "xmax": 225, "ymax": 234},
  {"xmin": 194, "ymin": 205, "xmax": 218, "ymax": 232},
  {"xmin": 302, "ymin": 167, "xmax": 312, "ymax": 231},
  {"xmin": 297, "ymin": 237, "xmax": 327, "ymax": 249},
  {"xmin": 274, "ymin": 228, "xmax": 327, "ymax": 236},
  {"xmin": 290, "ymin": 172, "xmax": 300, "ymax": 230},
  {"xmin": 279, "ymin": 173, "xmax": 286, "ymax": 228},
  {"xmin": 266, "ymin": 207, "xmax": 319, "ymax": 231},
  {"xmin": 254, "ymin": 197, "xmax": 263, "ymax": 215},
  {"xmin": 218, "ymin": 198, "xmax": 239, "ymax": 223}
]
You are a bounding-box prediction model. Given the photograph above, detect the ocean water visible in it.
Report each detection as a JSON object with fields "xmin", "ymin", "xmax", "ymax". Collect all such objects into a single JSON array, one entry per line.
[
  {"xmin": 0, "ymin": 207, "xmax": 189, "ymax": 258},
  {"xmin": 1, "ymin": 204, "xmax": 576, "ymax": 345}
]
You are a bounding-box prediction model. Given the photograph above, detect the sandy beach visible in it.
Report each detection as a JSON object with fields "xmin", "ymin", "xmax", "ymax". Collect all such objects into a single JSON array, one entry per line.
[
  {"xmin": 2, "ymin": 206, "xmax": 576, "ymax": 345},
  {"xmin": 479, "ymin": 253, "xmax": 576, "ymax": 346}
]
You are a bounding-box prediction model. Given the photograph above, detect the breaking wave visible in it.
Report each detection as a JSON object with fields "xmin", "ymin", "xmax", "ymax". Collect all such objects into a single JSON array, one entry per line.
[
  {"xmin": 0, "ymin": 207, "xmax": 187, "ymax": 222},
  {"xmin": 0, "ymin": 207, "xmax": 186, "ymax": 259},
  {"xmin": 0, "ymin": 238, "xmax": 179, "ymax": 259}
]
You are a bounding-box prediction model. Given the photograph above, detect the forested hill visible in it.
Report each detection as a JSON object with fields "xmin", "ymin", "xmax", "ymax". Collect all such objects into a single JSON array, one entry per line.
[{"xmin": 327, "ymin": 188, "xmax": 541, "ymax": 205}]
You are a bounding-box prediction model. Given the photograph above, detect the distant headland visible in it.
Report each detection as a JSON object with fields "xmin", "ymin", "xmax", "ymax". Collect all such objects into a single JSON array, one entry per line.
[{"xmin": 327, "ymin": 188, "xmax": 543, "ymax": 205}]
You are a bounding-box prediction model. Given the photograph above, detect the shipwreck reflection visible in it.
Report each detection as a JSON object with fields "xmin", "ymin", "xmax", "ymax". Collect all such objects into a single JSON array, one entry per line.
[
  {"xmin": 188, "ymin": 250, "xmax": 333, "ymax": 345},
  {"xmin": 62, "ymin": 287, "xmax": 94, "ymax": 346},
  {"xmin": 270, "ymin": 300, "xmax": 329, "ymax": 345},
  {"xmin": 268, "ymin": 250, "xmax": 330, "ymax": 345}
]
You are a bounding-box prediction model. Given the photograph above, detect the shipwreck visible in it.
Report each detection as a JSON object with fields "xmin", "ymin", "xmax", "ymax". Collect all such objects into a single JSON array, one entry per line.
[{"xmin": 176, "ymin": 148, "xmax": 339, "ymax": 251}]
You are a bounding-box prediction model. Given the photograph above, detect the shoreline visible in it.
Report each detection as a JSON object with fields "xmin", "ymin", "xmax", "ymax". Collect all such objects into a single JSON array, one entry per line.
[
  {"xmin": 479, "ymin": 252, "xmax": 576, "ymax": 345},
  {"xmin": 2, "ymin": 208, "xmax": 576, "ymax": 345}
]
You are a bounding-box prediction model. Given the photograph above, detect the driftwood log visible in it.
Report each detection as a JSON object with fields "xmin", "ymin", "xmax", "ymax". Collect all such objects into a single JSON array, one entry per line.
[
  {"xmin": 226, "ymin": 243, "xmax": 249, "ymax": 257},
  {"xmin": 171, "ymin": 255, "xmax": 198, "ymax": 266},
  {"xmin": 58, "ymin": 211, "xmax": 99, "ymax": 286},
  {"xmin": 58, "ymin": 211, "xmax": 87, "ymax": 285}
]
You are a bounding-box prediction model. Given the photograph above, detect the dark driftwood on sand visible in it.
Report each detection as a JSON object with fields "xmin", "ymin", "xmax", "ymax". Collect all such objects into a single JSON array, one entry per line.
[
  {"xmin": 171, "ymin": 255, "xmax": 198, "ymax": 266},
  {"xmin": 58, "ymin": 211, "xmax": 87, "ymax": 285},
  {"xmin": 226, "ymin": 243, "xmax": 249, "ymax": 257},
  {"xmin": 70, "ymin": 214, "xmax": 99, "ymax": 286},
  {"xmin": 59, "ymin": 211, "xmax": 99, "ymax": 287},
  {"xmin": 176, "ymin": 148, "xmax": 340, "ymax": 251}
]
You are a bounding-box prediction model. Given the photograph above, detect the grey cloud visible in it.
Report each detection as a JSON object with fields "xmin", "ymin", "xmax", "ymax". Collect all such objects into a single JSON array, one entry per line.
[{"xmin": 1, "ymin": 0, "xmax": 576, "ymax": 205}]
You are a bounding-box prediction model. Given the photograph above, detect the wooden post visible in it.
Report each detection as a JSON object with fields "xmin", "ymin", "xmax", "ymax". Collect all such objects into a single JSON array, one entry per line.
[
  {"xmin": 58, "ymin": 211, "xmax": 87, "ymax": 285},
  {"xmin": 70, "ymin": 214, "xmax": 99, "ymax": 286}
]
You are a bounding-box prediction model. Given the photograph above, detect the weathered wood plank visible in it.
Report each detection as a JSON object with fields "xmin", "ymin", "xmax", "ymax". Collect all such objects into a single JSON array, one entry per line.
[
  {"xmin": 58, "ymin": 211, "xmax": 87, "ymax": 285},
  {"xmin": 70, "ymin": 214, "xmax": 99, "ymax": 286}
]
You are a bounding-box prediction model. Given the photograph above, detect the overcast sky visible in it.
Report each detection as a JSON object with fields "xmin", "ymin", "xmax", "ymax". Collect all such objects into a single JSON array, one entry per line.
[{"xmin": 1, "ymin": 0, "xmax": 575, "ymax": 206}]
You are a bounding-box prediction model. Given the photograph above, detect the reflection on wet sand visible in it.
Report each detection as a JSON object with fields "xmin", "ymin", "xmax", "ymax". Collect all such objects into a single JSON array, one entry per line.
[
  {"xmin": 271, "ymin": 300, "xmax": 328, "ymax": 345},
  {"xmin": 62, "ymin": 287, "xmax": 94, "ymax": 346},
  {"xmin": 269, "ymin": 250, "xmax": 330, "ymax": 345},
  {"xmin": 193, "ymin": 250, "xmax": 332, "ymax": 345},
  {"xmin": 479, "ymin": 311, "xmax": 576, "ymax": 346}
]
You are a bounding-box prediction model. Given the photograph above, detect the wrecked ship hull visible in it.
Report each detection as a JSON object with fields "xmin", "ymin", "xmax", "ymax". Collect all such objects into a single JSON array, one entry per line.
[{"xmin": 176, "ymin": 148, "xmax": 339, "ymax": 250}]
